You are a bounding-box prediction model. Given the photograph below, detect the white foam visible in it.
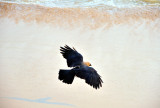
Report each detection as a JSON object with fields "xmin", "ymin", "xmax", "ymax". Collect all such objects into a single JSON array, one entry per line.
[{"xmin": 0, "ymin": 0, "xmax": 159, "ymax": 8}]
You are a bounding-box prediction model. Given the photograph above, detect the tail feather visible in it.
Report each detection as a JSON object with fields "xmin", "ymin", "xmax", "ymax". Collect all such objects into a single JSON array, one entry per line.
[{"xmin": 58, "ymin": 69, "xmax": 75, "ymax": 84}]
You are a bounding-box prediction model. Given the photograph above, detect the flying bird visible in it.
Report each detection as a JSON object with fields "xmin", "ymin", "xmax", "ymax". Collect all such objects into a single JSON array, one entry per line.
[{"xmin": 58, "ymin": 45, "xmax": 103, "ymax": 89}]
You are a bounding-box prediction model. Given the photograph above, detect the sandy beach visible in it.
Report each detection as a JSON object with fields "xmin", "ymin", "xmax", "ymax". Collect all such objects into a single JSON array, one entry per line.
[{"xmin": 0, "ymin": 1, "xmax": 160, "ymax": 108}]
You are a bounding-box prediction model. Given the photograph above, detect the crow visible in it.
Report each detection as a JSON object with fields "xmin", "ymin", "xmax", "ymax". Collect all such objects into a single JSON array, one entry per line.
[{"xmin": 59, "ymin": 45, "xmax": 103, "ymax": 89}]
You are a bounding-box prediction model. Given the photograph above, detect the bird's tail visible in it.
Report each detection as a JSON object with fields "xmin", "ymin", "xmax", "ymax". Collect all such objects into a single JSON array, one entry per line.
[{"xmin": 58, "ymin": 69, "xmax": 75, "ymax": 84}]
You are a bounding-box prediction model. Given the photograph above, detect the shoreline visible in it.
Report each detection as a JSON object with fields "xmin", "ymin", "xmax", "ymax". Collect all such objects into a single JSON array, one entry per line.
[{"xmin": 0, "ymin": 2, "xmax": 160, "ymax": 29}]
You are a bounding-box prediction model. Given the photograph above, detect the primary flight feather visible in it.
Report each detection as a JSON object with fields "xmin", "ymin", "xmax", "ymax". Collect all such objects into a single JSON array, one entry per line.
[{"xmin": 59, "ymin": 45, "xmax": 103, "ymax": 89}]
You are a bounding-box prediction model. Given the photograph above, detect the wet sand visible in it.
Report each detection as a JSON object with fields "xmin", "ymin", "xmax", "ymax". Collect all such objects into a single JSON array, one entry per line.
[
  {"xmin": 0, "ymin": 2, "xmax": 160, "ymax": 29},
  {"xmin": 0, "ymin": 2, "xmax": 160, "ymax": 108}
]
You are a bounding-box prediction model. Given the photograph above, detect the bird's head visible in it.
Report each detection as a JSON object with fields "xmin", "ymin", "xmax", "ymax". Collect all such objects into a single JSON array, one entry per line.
[{"xmin": 83, "ymin": 62, "xmax": 92, "ymax": 66}]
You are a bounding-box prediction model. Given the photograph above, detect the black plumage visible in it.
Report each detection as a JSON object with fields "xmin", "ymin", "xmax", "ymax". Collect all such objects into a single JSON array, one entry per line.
[
  {"xmin": 59, "ymin": 69, "xmax": 75, "ymax": 84},
  {"xmin": 59, "ymin": 45, "xmax": 103, "ymax": 89},
  {"xmin": 60, "ymin": 45, "xmax": 83, "ymax": 67}
]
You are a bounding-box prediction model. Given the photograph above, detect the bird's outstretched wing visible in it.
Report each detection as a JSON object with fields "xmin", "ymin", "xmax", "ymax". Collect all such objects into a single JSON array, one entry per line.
[
  {"xmin": 73, "ymin": 67, "xmax": 103, "ymax": 89},
  {"xmin": 60, "ymin": 45, "xmax": 83, "ymax": 67}
]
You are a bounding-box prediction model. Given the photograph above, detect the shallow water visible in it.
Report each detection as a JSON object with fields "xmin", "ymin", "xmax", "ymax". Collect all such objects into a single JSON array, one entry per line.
[
  {"xmin": 0, "ymin": 1, "xmax": 160, "ymax": 108},
  {"xmin": 0, "ymin": 0, "xmax": 160, "ymax": 8}
]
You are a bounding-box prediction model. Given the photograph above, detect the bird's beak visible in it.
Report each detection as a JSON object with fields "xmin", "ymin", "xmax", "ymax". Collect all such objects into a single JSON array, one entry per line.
[{"xmin": 83, "ymin": 62, "xmax": 92, "ymax": 66}]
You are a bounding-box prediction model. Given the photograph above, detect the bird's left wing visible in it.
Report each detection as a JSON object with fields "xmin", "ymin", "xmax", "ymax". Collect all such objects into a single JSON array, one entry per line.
[{"xmin": 73, "ymin": 67, "xmax": 103, "ymax": 89}]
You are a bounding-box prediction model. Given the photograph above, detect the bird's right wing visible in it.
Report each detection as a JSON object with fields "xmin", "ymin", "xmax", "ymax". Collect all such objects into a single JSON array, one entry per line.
[
  {"xmin": 60, "ymin": 45, "xmax": 83, "ymax": 67},
  {"xmin": 73, "ymin": 67, "xmax": 103, "ymax": 89}
]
